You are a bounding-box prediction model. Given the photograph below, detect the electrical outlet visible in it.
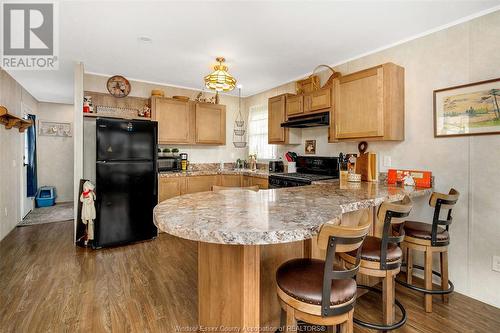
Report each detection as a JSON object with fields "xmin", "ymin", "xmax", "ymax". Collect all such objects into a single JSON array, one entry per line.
[
  {"xmin": 383, "ymin": 156, "xmax": 392, "ymax": 167},
  {"xmin": 4, "ymin": 207, "xmax": 7, "ymax": 217},
  {"xmin": 12, "ymin": 159, "xmax": 16, "ymax": 167},
  {"xmin": 493, "ymin": 256, "xmax": 500, "ymax": 273}
]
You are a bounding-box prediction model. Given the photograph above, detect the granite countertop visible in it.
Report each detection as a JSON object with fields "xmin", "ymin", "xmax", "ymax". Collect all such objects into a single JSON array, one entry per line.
[
  {"xmin": 153, "ymin": 180, "xmax": 432, "ymax": 245},
  {"xmin": 159, "ymin": 168, "xmax": 269, "ymax": 179}
]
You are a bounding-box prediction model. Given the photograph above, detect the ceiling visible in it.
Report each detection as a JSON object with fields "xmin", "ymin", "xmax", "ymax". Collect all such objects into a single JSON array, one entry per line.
[{"xmin": 6, "ymin": 1, "xmax": 500, "ymax": 104}]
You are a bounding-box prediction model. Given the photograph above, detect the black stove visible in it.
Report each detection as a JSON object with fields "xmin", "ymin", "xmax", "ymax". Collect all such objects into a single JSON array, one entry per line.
[{"xmin": 269, "ymin": 156, "xmax": 339, "ymax": 188}]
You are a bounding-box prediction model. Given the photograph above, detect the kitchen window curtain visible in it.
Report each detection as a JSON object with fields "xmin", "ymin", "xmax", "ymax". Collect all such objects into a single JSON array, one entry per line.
[{"xmin": 26, "ymin": 114, "xmax": 37, "ymax": 197}]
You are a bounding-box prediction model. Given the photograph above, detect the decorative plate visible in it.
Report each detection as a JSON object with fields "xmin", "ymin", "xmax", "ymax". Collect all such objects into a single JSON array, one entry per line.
[{"xmin": 107, "ymin": 75, "xmax": 131, "ymax": 98}]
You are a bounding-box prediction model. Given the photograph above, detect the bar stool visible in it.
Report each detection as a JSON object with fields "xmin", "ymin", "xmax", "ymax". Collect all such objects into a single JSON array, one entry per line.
[
  {"xmin": 340, "ymin": 196, "xmax": 412, "ymax": 331},
  {"xmin": 398, "ymin": 189, "xmax": 459, "ymax": 313},
  {"xmin": 276, "ymin": 220, "xmax": 371, "ymax": 332}
]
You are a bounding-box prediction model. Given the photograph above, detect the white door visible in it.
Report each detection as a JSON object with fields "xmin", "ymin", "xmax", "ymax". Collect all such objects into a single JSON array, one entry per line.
[{"xmin": 20, "ymin": 103, "xmax": 34, "ymax": 219}]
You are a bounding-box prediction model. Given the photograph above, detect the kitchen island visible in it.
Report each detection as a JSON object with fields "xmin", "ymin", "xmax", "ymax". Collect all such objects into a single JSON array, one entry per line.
[{"xmin": 153, "ymin": 181, "xmax": 431, "ymax": 331}]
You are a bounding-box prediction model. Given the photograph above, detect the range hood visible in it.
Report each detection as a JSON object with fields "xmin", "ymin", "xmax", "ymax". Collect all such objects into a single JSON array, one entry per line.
[{"xmin": 281, "ymin": 112, "xmax": 329, "ymax": 128}]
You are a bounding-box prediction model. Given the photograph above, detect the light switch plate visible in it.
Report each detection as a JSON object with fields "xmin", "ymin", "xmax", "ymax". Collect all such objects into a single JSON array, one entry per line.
[{"xmin": 493, "ymin": 256, "xmax": 500, "ymax": 273}]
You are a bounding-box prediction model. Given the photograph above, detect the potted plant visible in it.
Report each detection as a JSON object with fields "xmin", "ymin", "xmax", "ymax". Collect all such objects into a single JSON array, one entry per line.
[
  {"xmin": 163, "ymin": 148, "xmax": 171, "ymax": 156},
  {"xmin": 157, "ymin": 148, "xmax": 162, "ymax": 157},
  {"xmin": 172, "ymin": 148, "xmax": 179, "ymax": 156}
]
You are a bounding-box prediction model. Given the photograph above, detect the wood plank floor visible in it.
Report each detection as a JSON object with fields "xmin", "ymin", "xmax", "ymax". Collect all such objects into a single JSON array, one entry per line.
[{"xmin": 1, "ymin": 221, "xmax": 499, "ymax": 333}]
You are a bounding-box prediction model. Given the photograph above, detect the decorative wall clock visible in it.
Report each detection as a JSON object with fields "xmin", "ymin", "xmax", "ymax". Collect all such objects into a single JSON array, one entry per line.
[{"xmin": 107, "ymin": 75, "xmax": 131, "ymax": 98}]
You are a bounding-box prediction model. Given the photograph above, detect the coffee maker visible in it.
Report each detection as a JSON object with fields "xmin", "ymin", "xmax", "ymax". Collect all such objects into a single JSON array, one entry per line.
[{"xmin": 180, "ymin": 153, "xmax": 188, "ymax": 171}]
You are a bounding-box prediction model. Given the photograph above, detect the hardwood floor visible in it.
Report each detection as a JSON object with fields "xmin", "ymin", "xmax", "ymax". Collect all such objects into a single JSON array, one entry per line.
[{"xmin": 1, "ymin": 221, "xmax": 499, "ymax": 333}]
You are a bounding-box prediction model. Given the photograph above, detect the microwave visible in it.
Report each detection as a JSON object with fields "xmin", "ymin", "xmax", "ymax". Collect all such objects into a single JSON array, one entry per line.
[
  {"xmin": 269, "ymin": 160, "xmax": 284, "ymax": 173},
  {"xmin": 158, "ymin": 156, "xmax": 181, "ymax": 172}
]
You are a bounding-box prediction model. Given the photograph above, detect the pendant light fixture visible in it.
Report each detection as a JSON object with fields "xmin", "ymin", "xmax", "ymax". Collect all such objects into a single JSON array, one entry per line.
[
  {"xmin": 204, "ymin": 57, "xmax": 237, "ymax": 92},
  {"xmin": 233, "ymin": 86, "xmax": 247, "ymax": 148}
]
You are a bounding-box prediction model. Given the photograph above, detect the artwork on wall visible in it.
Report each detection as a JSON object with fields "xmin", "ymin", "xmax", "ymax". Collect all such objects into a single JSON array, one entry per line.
[
  {"xmin": 434, "ymin": 78, "xmax": 500, "ymax": 137},
  {"xmin": 305, "ymin": 140, "xmax": 316, "ymax": 154},
  {"xmin": 39, "ymin": 120, "xmax": 72, "ymax": 137}
]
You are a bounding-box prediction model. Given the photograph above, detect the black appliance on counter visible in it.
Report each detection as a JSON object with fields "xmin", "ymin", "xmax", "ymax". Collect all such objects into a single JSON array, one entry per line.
[
  {"xmin": 268, "ymin": 156, "xmax": 339, "ymax": 188},
  {"xmin": 269, "ymin": 160, "xmax": 284, "ymax": 173},
  {"xmin": 94, "ymin": 118, "xmax": 158, "ymax": 248},
  {"xmin": 158, "ymin": 155, "xmax": 181, "ymax": 172}
]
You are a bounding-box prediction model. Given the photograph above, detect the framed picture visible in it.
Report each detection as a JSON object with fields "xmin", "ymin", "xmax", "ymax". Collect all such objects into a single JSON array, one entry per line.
[
  {"xmin": 305, "ymin": 140, "xmax": 316, "ymax": 154},
  {"xmin": 38, "ymin": 120, "xmax": 72, "ymax": 137},
  {"xmin": 434, "ymin": 78, "xmax": 500, "ymax": 137}
]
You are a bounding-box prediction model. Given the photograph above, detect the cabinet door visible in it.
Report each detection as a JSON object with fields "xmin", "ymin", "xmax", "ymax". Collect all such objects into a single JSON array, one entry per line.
[
  {"xmin": 334, "ymin": 67, "xmax": 384, "ymax": 139},
  {"xmin": 268, "ymin": 95, "xmax": 286, "ymax": 143},
  {"xmin": 250, "ymin": 177, "xmax": 269, "ymax": 189},
  {"xmin": 304, "ymin": 87, "xmax": 331, "ymax": 112},
  {"xmin": 195, "ymin": 103, "xmax": 226, "ymax": 144},
  {"xmin": 158, "ymin": 177, "xmax": 182, "ymax": 202},
  {"xmin": 185, "ymin": 175, "xmax": 220, "ymax": 194},
  {"xmin": 153, "ymin": 97, "xmax": 191, "ymax": 143},
  {"xmin": 221, "ymin": 174, "xmax": 241, "ymax": 187},
  {"xmin": 242, "ymin": 176, "xmax": 252, "ymax": 187},
  {"xmin": 286, "ymin": 95, "xmax": 303, "ymax": 117}
]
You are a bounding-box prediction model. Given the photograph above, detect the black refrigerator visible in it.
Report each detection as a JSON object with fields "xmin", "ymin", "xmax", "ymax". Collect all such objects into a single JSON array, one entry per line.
[{"xmin": 94, "ymin": 118, "xmax": 158, "ymax": 248}]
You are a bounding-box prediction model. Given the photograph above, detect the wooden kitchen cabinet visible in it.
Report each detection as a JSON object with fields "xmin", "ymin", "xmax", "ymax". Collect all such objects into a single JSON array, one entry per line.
[
  {"xmin": 304, "ymin": 86, "xmax": 331, "ymax": 113},
  {"xmin": 268, "ymin": 94, "xmax": 301, "ymax": 145},
  {"xmin": 152, "ymin": 97, "xmax": 192, "ymax": 144},
  {"xmin": 185, "ymin": 175, "xmax": 220, "ymax": 194},
  {"xmin": 330, "ymin": 62, "xmax": 404, "ymax": 142},
  {"xmin": 286, "ymin": 95, "xmax": 303, "ymax": 117},
  {"xmin": 221, "ymin": 174, "xmax": 241, "ymax": 187},
  {"xmin": 243, "ymin": 176, "xmax": 269, "ymax": 189},
  {"xmin": 250, "ymin": 177, "xmax": 269, "ymax": 189},
  {"xmin": 195, "ymin": 103, "xmax": 226, "ymax": 144},
  {"xmin": 158, "ymin": 177, "xmax": 185, "ymax": 202}
]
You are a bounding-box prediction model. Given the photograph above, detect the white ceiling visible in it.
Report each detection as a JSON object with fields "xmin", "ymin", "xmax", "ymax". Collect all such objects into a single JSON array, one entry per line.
[{"xmin": 6, "ymin": 1, "xmax": 500, "ymax": 104}]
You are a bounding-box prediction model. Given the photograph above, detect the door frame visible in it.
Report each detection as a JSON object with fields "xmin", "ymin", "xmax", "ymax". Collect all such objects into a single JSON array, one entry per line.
[{"xmin": 20, "ymin": 103, "xmax": 34, "ymax": 219}]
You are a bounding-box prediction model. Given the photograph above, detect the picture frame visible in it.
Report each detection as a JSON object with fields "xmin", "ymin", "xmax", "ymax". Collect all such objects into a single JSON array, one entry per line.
[
  {"xmin": 433, "ymin": 78, "xmax": 500, "ymax": 137},
  {"xmin": 305, "ymin": 140, "xmax": 316, "ymax": 154}
]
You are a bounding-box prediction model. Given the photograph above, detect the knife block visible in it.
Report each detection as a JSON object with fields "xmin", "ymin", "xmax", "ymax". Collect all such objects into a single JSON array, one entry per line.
[{"xmin": 355, "ymin": 152, "xmax": 378, "ymax": 182}]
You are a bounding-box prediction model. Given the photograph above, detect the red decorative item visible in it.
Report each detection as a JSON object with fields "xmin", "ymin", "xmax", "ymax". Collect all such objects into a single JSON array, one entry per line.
[{"xmin": 387, "ymin": 169, "xmax": 432, "ymax": 188}]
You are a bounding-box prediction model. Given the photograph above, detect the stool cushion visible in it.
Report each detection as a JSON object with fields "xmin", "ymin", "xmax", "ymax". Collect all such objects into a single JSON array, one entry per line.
[
  {"xmin": 404, "ymin": 221, "xmax": 449, "ymax": 241},
  {"xmin": 346, "ymin": 236, "xmax": 402, "ymax": 262},
  {"xmin": 276, "ymin": 258, "xmax": 356, "ymax": 306}
]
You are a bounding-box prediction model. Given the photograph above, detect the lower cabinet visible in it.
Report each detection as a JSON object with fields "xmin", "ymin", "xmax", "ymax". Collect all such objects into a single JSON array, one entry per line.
[
  {"xmin": 185, "ymin": 175, "xmax": 220, "ymax": 194},
  {"xmin": 220, "ymin": 174, "xmax": 242, "ymax": 187},
  {"xmin": 158, "ymin": 177, "xmax": 184, "ymax": 202},
  {"xmin": 158, "ymin": 174, "xmax": 269, "ymax": 203},
  {"xmin": 242, "ymin": 176, "xmax": 269, "ymax": 189}
]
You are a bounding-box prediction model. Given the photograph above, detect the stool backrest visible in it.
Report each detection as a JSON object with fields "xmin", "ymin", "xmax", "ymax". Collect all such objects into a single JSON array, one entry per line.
[
  {"xmin": 212, "ymin": 185, "xmax": 259, "ymax": 192},
  {"xmin": 429, "ymin": 188, "xmax": 459, "ymax": 246},
  {"xmin": 376, "ymin": 195, "xmax": 413, "ymax": 270},
  {"xmin": 317, "ymin": 220, "xmax": 370, "ymax": 317}
]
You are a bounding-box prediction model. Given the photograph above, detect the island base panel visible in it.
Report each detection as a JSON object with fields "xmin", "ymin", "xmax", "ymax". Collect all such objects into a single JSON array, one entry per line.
[{"xmin": 198, "ymin": 241, "xmax": 304, "ymax": 331}]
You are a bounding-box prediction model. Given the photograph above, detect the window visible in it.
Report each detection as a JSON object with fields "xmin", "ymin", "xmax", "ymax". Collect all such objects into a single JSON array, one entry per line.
[{"xmin": 248, "ymin": 104, "xmax": 277, "ymax": 160}]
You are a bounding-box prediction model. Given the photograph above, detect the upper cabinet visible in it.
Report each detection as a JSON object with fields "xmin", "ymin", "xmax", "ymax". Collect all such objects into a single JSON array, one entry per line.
[
  {"xmin": 330, "ymin": 63, "xmax": 404, "ymax": 142},
  {"xmin": 304, "ymin": 86, "xmax": 331, "ymax": 113},
  {"xmin": 286, "ymin": 95, "xmax": 303, "ymax": 117},
  {"xmin": 152, "ymin": 97, "xmax": 226, "ymax": 145},
  {"xmin": 268, "ymin": 94, "xmax": 300, "ymax": 145},
  {"xmin": 152, "ymin": 97, "xmax": 192, "ymax": 143},
  {"xmin": 195, "ymin": 103, "xmax": 226, "ymax": 144}
]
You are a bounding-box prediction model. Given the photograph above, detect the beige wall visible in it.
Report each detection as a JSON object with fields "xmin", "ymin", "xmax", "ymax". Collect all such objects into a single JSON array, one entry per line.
[
  {"xmin": 36, "ymin": 103, "xmax": 74, "ymax": 203},
  {"xmin": 244, "ymin": 11, "xmax": 500, "ymax": 307},
  {"xmin": 0, "ymin": 69, "xmax": 38, "ymax": 240},
  {"xmin": 84, "ymin": 74, "xmax": 248, "ymax": 164}
]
